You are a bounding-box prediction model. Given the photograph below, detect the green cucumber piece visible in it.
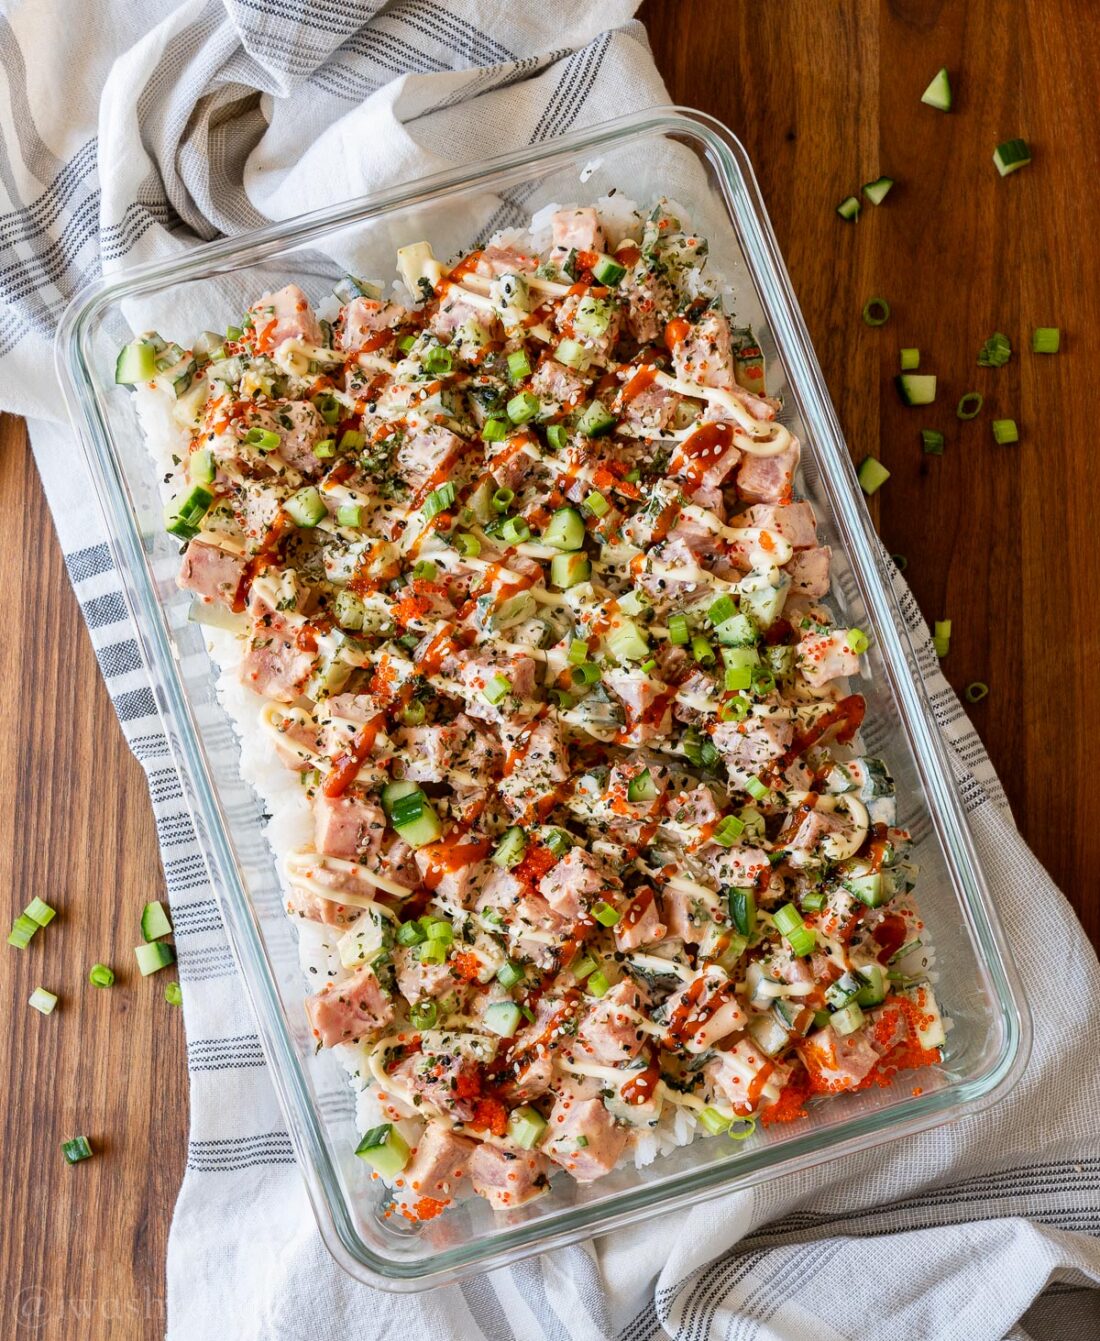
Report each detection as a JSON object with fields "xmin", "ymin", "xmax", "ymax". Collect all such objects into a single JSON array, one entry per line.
[
  {"xmin": 626, "ymin": 768, "xmax": 658, "ymax": 803},
  {"xmin": 857, "ymin": 457, "xmax": 891, "ymax": 495},
  {"xmin": 836, "ymin": 196, "xmax": 861, "ymax": 222},
  {"xmin": 542, "ymin": 506, "xmax": 586, "ymax": 551},
  {"xmin": 115, "ymin": 338, "xmax": 159, "ymax": 385},
  {"xmin": 492, "ymin": 827, "xmax": 527, "ymax": 868},
  {"xmin": 355, "ymin": 1123, "xmax": 410, "ymax": 1178},
  {"xmin": 393, "ymin": 807, "xmax": 444, "ymax": 849},
  {"xmin": 165, "ymin": 484, "xmax": 214, "ymax": 540},
  {"xmin": 576, "ymin": 400, "xmax": 616, "ymax": 437},
  {"xmin": 483, "ymin": 1001, "xmax": 522, "ymax": 1038},
  {"xmin": 550, "ymin": 552, "xmax": 590, "ymax": 589},
  {"xmin": 862, "ymin": 176, "xmax": 894, "ymax": 205},
  {"xmin": 507, "ymin": 1105, "xmax": 548, "ymax": 1149},
  {"xmin": 134, "ymin": 941, "xmax": 175, "ymax": 976},
  {"xmin": 920, "ymin": 67, "xmax": 952, "ymax": 112},
  {"xmin": 895, "ymin": 374, "xmax": 937, "ymax": 406},
  {"xmin": 284, "ymin": 486, "xmax": 326, "ymax": 528},
  {"xmin": 993, "ymin": 138, "xmax": 1031, "ymax": 177},
  {"xmin": 141, "ymin": 900, "xmax": 173, "ymax": 942}
]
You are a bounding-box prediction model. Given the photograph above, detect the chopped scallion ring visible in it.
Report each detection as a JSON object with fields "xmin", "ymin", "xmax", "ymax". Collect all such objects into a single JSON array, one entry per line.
[
  {"xmin": 591, "ymin": 901, "xmax": 621, "ymax": 928},
  {"xmin": 862, "ymin": 176, "xmax": 894, "ymax": 205},
  {"xmin": 977, "ymin": 332, "xmax": 1012, "ymax": 367},
  {"xmin": 727, "ymin": 1115, "xmax": 757, "ymax": 1141},
  {"xmin": 165, "ymin": 982, "xmax": 183, "ymax": 1006},
  {"xmin": 25, "ymin": 897, "xmax": 56, "ymax": 927},
  {"xmin": 691, "ymin": 635, "xmax": 715, "ymax": 665},
  {"xmin": 423, "ymin": 482, "xmax": 456, "ymax": 518},
  {"xmin": 483, "ymin": 673, "xmax": 512, "ymax": 705},
  {"xmin": 900, "ymin": 348, "xmax": 920, "ymax": 371},
  {"xmin": 492, "ymin": 487, "xmax": 514, "ymax": 513},
  {"xmin": 499, "ymin": 517, "xmax": 531, "ymax": 545},
  {"xmin": 992, "ymin": 419, "xmax": 1019, "ymax": 445},
  {"xmin": 336, "ymin": 504, "xmax": 362, "ymax": 529},
  {"xmin": 482, "ymin": 417, "xmax": 507, "ymax": 442},
  {"xmin": 567, "ymin": 638, "xmax": 589, "ymax": 666},
  {"xmin": 89, "ymin": 963, "xmax": 115, "ymax": 988},
  {"xmin": 965, "ymin": 681, "xmax": 990, "ymax": 703},
  {"xmin": 244, "ymin": 426, "xmax": 280, "ymax": 451},
  {"xmin": 745, "ymin": 775, "xmax": 770, "ymax": 802},
  {"xmin": 455, "ymin": 532, "xmax": 481, "ymax": 558},
  {"xmin": 29, "ymin": 987, "xmax": 58, "ymax": 1015},
  {"xmin": 921, "ymin": 429, "xmax": 945, "ymax": 455},
  {"xmin": 1032, "ymin": 327, "xmax": 1060, "ymax": 354},
  {"xmin": 583, "ymin": 490, "xmax": 609, "ymax": 518},
  {"xmin": 668, "ymin": 613, "xmax": 689, "ymax": 645},
  {"xmin": 934, "ymin": 619, "xmax": 952, "ymax": 640},
  {"xmin": 412, "ymin": 560, "xmax": 437, "ymax": 582},
  {"xmin": 8, "ymin": 913, "xmax": 38, "ymax": 949},
  {"xmin": 861, "ymin": 297, "xmax": 891, "ymax": 327},
  {"xmin": 62, "ymin": 1136, "xmax": 93, "ymax": 1164},
  {"xmin": 570, "ymin": 661, "xmax": 602, "ymax": 686},
  {"xmin": 956, "ymin": 392, "xmax": 983, "ymax": 420},
  {"xmin": 847, "ymin": 628, "xmax": 870, "ymax": 654}
]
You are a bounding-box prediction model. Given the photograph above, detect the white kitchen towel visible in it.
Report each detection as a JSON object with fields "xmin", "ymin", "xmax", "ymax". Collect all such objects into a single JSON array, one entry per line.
[{"xmin": 2, "ymin": 3, "xmax": 1099, "ymax": 1340}]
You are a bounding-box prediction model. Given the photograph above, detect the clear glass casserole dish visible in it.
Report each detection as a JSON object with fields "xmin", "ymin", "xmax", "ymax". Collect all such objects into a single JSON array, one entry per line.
[{"xmin": 55, "ymin": 106, "xmax": 1030, "ymax": 1290}]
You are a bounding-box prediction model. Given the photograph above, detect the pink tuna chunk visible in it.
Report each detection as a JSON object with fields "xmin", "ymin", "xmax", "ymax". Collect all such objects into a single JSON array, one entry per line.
[
  {"xmin": 706, "ymin": 1037, "xmax": 788, "ymax": 1111},
  {"xmin": 457, "ymin": 652, "xmax": 541, "ymax": 726},
  {"xmin": 499, "ymin": 716, "xmax": 569, "ymax": 821},
  {"xmin": 796, "ymin": 629, "xmax": 861, "ymax": 688},
  {"xmin": 797, "ymin": 1025, "xmax": 880, "ymax": 1092},
  {"xmin": 670, "ymin": 430, "xmax": 741, "ymax": 496},
  {"xmin": 408, "ymin": 1045, "xmax": 484, "ymax": 1122},
  {"xmin": 539, "ymin": 847, "xmax": 608, "ymax": 920},
  {"xmin": 285, "ymin": 886, "xmax": 359, "ymax": 929},
  {"xmin": 605, "ymin": 668, "xmax": 673, "ymax": 744},
  {"xmin": 544, "ymin": 1089, "xmax": 626, "ymax": 1183},
  {"xmin": 238, "ymin": 601, "xmax": 316, "ymax": 702},
  {"xmin": 430, "ymin": 292, "xmax": 492, "ymax": 340},
  {"xmin": 666, "ymin": 784, "xmax": 722, "ymax": 831},
  {"xmin": 735, "ymin": 500, "xmax": 818, "ymax": 549},
  {"xmin": 621, "ymin": 266, "xmax": 675, "ymax": 344},
  {"xmin": 736, "ymin": 441, "xmax": 801, "ymax": 505},
  {"xmin": 614, "ymin": 887, "xmax": 667, "ymax": 952},
  {"xmin": 393, "ymin": 944, "xmax": 458, "ymax": 1004},
  {"xmin": 620, "ymin": 376, "xmax": 679, "ymax": 431},
  {"xmin": 661, "ymin": 885, "xmax": 714, "ymax": 946},
  {"xmin": 402, "ymin": 1123, "xmax": 475, "ymax": 1202},
  {"xmin": 271, "ymin": 400, "xmax": 326, "ymax": 478},
  {"xmin": 551, "ymin": 207, "xmax": 606, "ymax": 255},
  {"xmin": 711, "ymin": 715, "xmax": 794, "ymax": 787},
  {"xmin": 339, "ymin": 297, "xmax": 405, "ymax": 351},
  {"xmin": 786, "ymin": 545, "xmax": 831, "ymax": 597},
  {"xmin": 468, "ymin": 1143, "xmax": 551, "ymax": 1210},
  {"xmin": 785, "ymin": 807, "xmax": 855, "ymax": 868},
  {"xmin": 304, "ymin": 963, "xmax": 393, "ymax": 1047},
  {"xmin": 671, "ymin": 309, "xmax": 734, "ymax": 389},
  {"xmin": 313, "ymin": 789, "xmax": 385, "ymax": 861},
  {"xmin": 393, "ymin": 724, "xmax": 458, "ymax": 783},
  {"xmin": 177, "ymin": 539, "xmax": 244, "ymax": 609},
  {"xmin": 530, "ymin": 357, "xmax": 587, "ymax": 407},
  {"xmin": 662, "ymin": 968, "xmax": 746, "ymax": 1054},
  {"xmin": 413, "ymin": 847, "xmax": 487, "ymax": 909},
  {"xmin": 577, "ymin": 979, "xmax": 648, "ymax": 1065},
  {"xmin": 474, "ymin": 244, "xmax": 538, "ymax": 277},
  {"xmin": 396, "ymin": 426, "xmax": 465, "ymax": 494},
  {"xmin": 250, "ymin": 284, "xmax": 322, "ymax": 348}
]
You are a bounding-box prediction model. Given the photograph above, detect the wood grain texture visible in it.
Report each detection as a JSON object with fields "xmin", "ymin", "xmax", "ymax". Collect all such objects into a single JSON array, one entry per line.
[
  {"xmin": 3, "ymin": 4, "xmax": 1098, "ymax": 1336},
  {"xmin": 0, "ymin": 416, "xmax": 186, "ymax": 1339}
]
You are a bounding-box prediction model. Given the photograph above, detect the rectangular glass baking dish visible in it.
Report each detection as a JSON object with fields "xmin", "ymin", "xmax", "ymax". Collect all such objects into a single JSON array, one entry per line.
[{"xmin": 56, "ymin": 106, "xmax": 1030, "ymax": 1290}]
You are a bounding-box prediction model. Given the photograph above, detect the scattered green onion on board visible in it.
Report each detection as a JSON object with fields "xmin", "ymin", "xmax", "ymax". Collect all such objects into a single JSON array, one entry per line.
[
  {"xmin": 1032, "ymin": 327, "xmax": 1061, "ymax": 354},
  {"xmin": 965, "ymin": 682, "xmax": 990, "ymax": 703},
  {"xmin": 921, "ymin": 429, "xmax": 945, "ymax": 455},
  {"xmin": 26, "ymin": 897, "xmax": 56, "ymax": 926},
  {"xmin": 862, "ymin": 297, "xmax": 891, "ymax": 326},
  {"xmin": 165, "ymin": 982, "xmax": 183, "ymax": 1006},
  {"xmin": 857, "ymin": 457, "xmax": 890, "ymax": 495},
  {"xmin": 920, "ymin": 67, "xmax": 952, "ymax": 111},
  {"xmin": 900, "ymin": 348, "xmax": 920, "ymax": 371},
  {"xmin": 992, "ymin": 419, "xmax": 1019, "ymax": 445},
  {"xmin": 62, "ymin": 1137, "xmax": 93, "ymax": 1165},
  {"xmin": 977, "ymin": 332, "xmax": 1012, "ymax": 367},
  {"xmin": 89, "ymin": 963, "xmax": 115, "ymax": 988},
  {"xmin": 956, "ymin": 392, "xmax": 983, "ymax": 420},
  {"xmin": 8, "ymin": 913, "xmax": 39, "ymax": 949},
  {"xmin": 29, "ymin": 987, "xmax": 58, "ymax": 1016},
  {"xmin": 994, "ymin": 138, "xmax": 1031, "ymax": 176}
]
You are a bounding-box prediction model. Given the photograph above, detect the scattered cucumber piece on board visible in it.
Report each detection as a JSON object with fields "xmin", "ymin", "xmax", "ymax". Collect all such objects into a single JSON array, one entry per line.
[{"xmin": 920, "ymin": 67, "xmax": 952, "ymax": 111}]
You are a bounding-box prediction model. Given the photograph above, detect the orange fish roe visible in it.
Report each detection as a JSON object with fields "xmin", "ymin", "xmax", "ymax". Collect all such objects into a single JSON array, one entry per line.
[
  {"xmin": 470, "ymin": 1097, "xmax": 509, "ymax": 1137},
  {"xmin": 760, "ymin": 1072, "xmax": 811, "ymax": 1126},
  {"xmin": 450, "ymin": 951, "xmax": 484, "ymax": 983},
  {"xmin": 402, "ymin": 1196, "xmax": 447, "ymax": 1222}
]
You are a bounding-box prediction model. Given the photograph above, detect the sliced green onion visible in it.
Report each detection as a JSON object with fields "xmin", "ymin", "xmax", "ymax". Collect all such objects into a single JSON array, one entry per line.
[
  {"xmin": 492, "ymin": 487, "xmax": 515, "ymax": 513},
  {"xmin": 786, "ymin": 926, "xmax": 816, "ymax": 957},
  {"xmin": 586, "ymin": 969, "xmax": 612, "ymax": 998},
  {"xmin": 977, "ymin": 332, "xmax": 1012, "ymax": 368},
  {"xmin": 993, "ymin": 138, "xmax": 1031, "ymax": 176},
  {"xmin": 482, "ymin": 417, "xmax": 508, "ymax": 442},
  {"xmin": 314, "ymin": 393, "xmax": 341, "ymax": 424},
  {"xmin": 773, "ymin": 903, "xmax": 804, "ymax": 937},
  {"xmin": 965, "ymin": 681, "xmax": 990, "ymax": 703},
  {"xmin": 29, "ymin": 987, "xmax": 58, "ymax": 1015},
  {"xmin": 425, "ymin": 919, "xmax": 454, "ymax": 944},
  {"xmin": 337, "ymin": 503, "xmax": 362, "ymax": 528},
  {"xmin": 409, "ymin": 1000, "xmax": 438, "ymax": 1029},
  {"xmin": 416, "ymin": 938, "xmax": 446, "ymax": 966},
  {"xmin": 397, "ymin": 334, "xmax": 416, "ymax": 354},
  {"xmin": 570, "ymin": 953, "xmax": 598, "ymax": 980},
  {"xmin": 244, "ymin": 426, "xmax": 280, "ymax": 451},
  {"xmin": 497, "ymin": 960, "xmax": 525, "ymax": 989},
  {"xmin": 483, "ymin": 673, "xmax": 512, "ymax": 705},
  {"xmin": 956, "ymin": 392, "xmax": 983, "ymax": 420},
  {"xmin": 396, "ymin": 919, "xmax": 427, "ymax": 947},
  {"xmin": 921, "ymin": 429, "xmax": 945, "ymax": 455},
  {"xmin": 506, "ymin": 349, "xmax": 531, "ymax": 382},
  {"xmin": 900, "ymin": 348, "xmax": 920, "ymax": 371},
  {"xmin": 62, "ymin": 1136, "xmax": 93, "ymax": 1164},
  {"xmin": 691, "ymin": 635, "xmax": 715, "ymax": 665},
  {"xmin": 412, "ymin": 559, "xmax": 437, "ymax": 582},
  {"xmin": 714, "ymin": 814, "xmax": 746, "ymax": 846},
  {"xmin": 640, "ymin": 657, "xmax": 657, "ymax": 674},
  {"xmin": 718, "ymin": 693, "xmax": 750, "ymax": 721},
  {"xmin": 723, "ymin": 663, "xmax": 752, "ymax": 691},
  {"xmin": 570, "ymin": 661, "xmax": 602, "ymax": 686},
  {"xmin": 836, "ymin": 196, "xmax": 861, "ymax": 222},
  {"xmin": 313, "ymin": 437, "xmax": 335, "ymax": 460},
  {"xmin": 25, "ymin": 897, "xmax": 56, "ymax": 927},
  {"xmin": 423, "ymin": 482, "xmax": 456, "ymax": 518},
  {"xmin": 992, "ymin": 419, "xmax": 1019, "ymax": 445},
  {"xmin": 545, "ymin": 424, "xmax": 568, "ymax": 451},
  {"xmin": 89, "ymin": 963, "xmax": 115, "ymax": 988},
  {"xmin": 568, "ymin": 638, "xmax": 589, "ymax": 665},
  {"xmin": 708, "ymin": 594, "xmax": 737, "ymax": 626},
  {"xmin": 698, "ymin": 1106, "xmax": 731, "ymax": 1136},
  {"xmin": 506, "ymin": 391, "xmax": 539, "ymax": 424},
  {"xmin": 583, "ymin": 490, "xmax": 609, "ymax": 518},
  {"xmin": 545, "ymin": 828, "xmax": 573, "ymax": 860},
  {"xmin": 339, "ymin": 429, "xmax": 365, "ymax": 452},
  {"xmin": 591, "ymin": 901, "xmax": 621, "ymax": 927},
  {"xmin": 8, "ymin": 913, "xmax": 38, "ymax": 949},
  {"xmin": 745, "ymin": 775, "xmax": 770, "ymax": 802},
  {"xmin": 800, "ymin": 889, "xmax": 827, "ymax": 912},
  {"xmin": 1032, "ymin": 327, "xmax": 1060, "ymax": 354},
  {"xmin": 933, "ymin": 634, "xmax": 950, "ymax": 658},
  {"xmin": 846, "ymin": 628, "xmax": 870, "ymax": 654},
  {"xmin": 164, "ymin": 982, "xmax": 183, "ymax": 1006},
  {"xmin": 727, "ymin": 1115, "xmax": 757, "ymax": 1141},
  {"xmin": 857, "ymin": 457, "xmax": 890, "ymax": 495},
  {"xmin": 499, "ymin": 517, "xmax": 531, "ymax": 545},
  {"xmin": 400, "ymin": 700, "xmax": 426, "ymax": 727},
  {"xmin": 422, "ymin": 345, "xmax": 453, "ymax": 377},
  {"xmin": 935, "ymin": 619, "xmax": 952, "ymax": 639},
  {"xmin": 455, "ymin": 532, "xmax": 481, "ymax": 558},
  {"xmin": 668, "ymin": 613, "xmax": 689, "ymax": 645},
  {"xmin": 862, "ymin": 297, "xmax": 890, "ymax": 326}
]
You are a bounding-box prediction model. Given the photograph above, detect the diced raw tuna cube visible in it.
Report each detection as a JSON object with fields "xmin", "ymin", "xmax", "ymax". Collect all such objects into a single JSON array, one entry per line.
[
  {"xmin": 736, "ymin": 441, "xmax": 801, "ymax": 504},
  {"xmin": 457, "ymin": 651, "xmax": 540, "ymax": 726},
  {"xmin": 666, "ymin": 784, "xmax": 723, "ymax": 832},
  {"xmin": 500, "ymin": 716, "xmax": 569, "ymax": 822},
  {"xmin": 339, "ymin": 297, "xmax": 405, "ymax": 351},
  {"xmin": 796, "ymin": 629, "xmax": 861, "ymax": 688},
  {"xmin": 798, "ymin": 1024, "xmax": 880, "ymax": 1093},
  {"xmin": 430, "ymin": 292, "xmax": 492, "ymax": 340},
  {"xmin": 450, "ymin": 714, "xmax": 503, "ymax": 784},
  {"xmin": 671, "ymin": 309, "xmax": 734, "ymax": 389},
  {"xmin": 735, "ymin": 500, "xmax": 818, "ymax": 549},
  {"xmin": 414, "ymin": 847, "xmax": 488, "ymax": 909},
  {"xmin": 304, "ymin": 963, "xmax": 393, "ymax": 1047},
  {"xmin": 661, "ymin": 967, "xmax": 746, "ymax": 1054},
  {"xmin": 270, "ymin": 400, "xmax": 326, "ymax": 478},
  {"xmin": 393, "ymin": 944, "xmax": 458, "ymax": 1004},
  {"xmin": 614, "ymin": 886, "xmax": 667, "ymax": 952},
  {"xmin": 474, "ymin": 244, "xmax": 538, "ymax": 277},
  {"xmin": 270, "ymin": 712, "xmax": 325, "ymax": 772},
  {"xmin": 408, "ymin": 1045, "xmax": 483, "ymax": 1122},
  {"xmin": 705, "ymin": 1037, "xmax": 787, "ymax": 1111},
  {"xmin": 401, "ymin": 1122, "xmax": 475, "ymax": 1202},
  {"xmin": 313, "ymin": 789, "xmax": 385, "ymax": 862},
  {"xmin": 621, "ymin": 266, "xmax": 675, "ymax": 344},
  {"xmin": 785, "ymin": 807, "xmax": 857, "ymax": 869},
  {"xmin": 468, "ymin": 1143, "xmax": 551, "ymax": 1210},
  {"xmin": 605, "ymin": 668, "xmax": 673, "ymax": 744},
  {"xmin": 577, "ymin": 979, "xmax": 649, "ymax": 1064},
  {"xmin": 250, "ymin": 284, "xmax": 322, "ymax": 349},
  {"xmin": 530, "ymin": 358, "xmax": 587, "ymax": 407},
  {"xmin": 393, "ymin": 724, "xmax": 457, "ymax": 783},
  {"xmin": 710, "ymin": 845, "xmax": 771, "ymax": 889},
  {"xmin": 396, "ymin": 426, "xmax": 466, "ymax": 494},
  {"xmin": 177, "ymin": 539, "xmax": 245, "ymax": 609},
  {"xmin": 620, "ymin": 375, "xmax": 678, "ymax": 431},
  {"xmin": 285, "ymin": 886, "xmax": 358, "ymax": 929},
  {"xmin": 620, "ymin": 478, "xmax": 682, "ymax": 548},
  {"xmin": 539, "ymin": 847, "xmax": 609, "ymax": 919},
  {"xmin": 550, "ymin": 207, "xmax": 606, "ymax": 255},
  {"xmin": 544, "ymin": 1089, "xmax": 627, "ymax": 1183},
  {"xmin": 672, "ymin": 669, "xmax": 719, "ymax": 726},
  {"xmin": 660, "ymin": 885, "xmax": 714, "ymax": 946},
  {"xmin": 670, "ymin": 430, "xmax": 741, "ymax": 495},
  {"xmin": 710, "ymin": 715, "xmax": 794, "ymax": 787},
  {"xmin": 239, "ymin": 601, "xmax": 316, "ymax": 703},
  {"xmin": 786, "ymin": 546, "xmax": 831, "ymax": 597},
  {"xmin": 555, "ymin": 292, "xmax": 621, "ymax": 359},
  {"xmin": 867, "ymin": 1001, "xmax": 910, "ymax": 1057}
]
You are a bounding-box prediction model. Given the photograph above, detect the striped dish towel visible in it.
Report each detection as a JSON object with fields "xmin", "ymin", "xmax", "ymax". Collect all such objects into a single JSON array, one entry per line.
[{"xmin": 4, "ymin": 3, "xmax": 1100, "ymax": 1338}]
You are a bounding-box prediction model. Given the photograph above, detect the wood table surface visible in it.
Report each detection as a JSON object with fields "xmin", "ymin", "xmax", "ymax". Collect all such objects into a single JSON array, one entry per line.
[{"xmin": 3, "ymin": 2, "xmax": 1098, "ymax": 1336}]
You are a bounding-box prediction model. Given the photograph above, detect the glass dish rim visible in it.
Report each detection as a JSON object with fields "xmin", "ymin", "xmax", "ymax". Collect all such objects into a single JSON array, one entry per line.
[{"xmin": 54, "ymin": 104, "xmax": 1031, "ymax": 1291}]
